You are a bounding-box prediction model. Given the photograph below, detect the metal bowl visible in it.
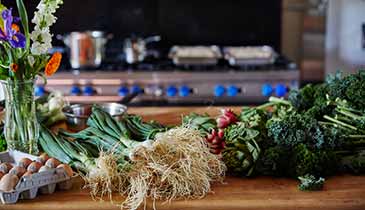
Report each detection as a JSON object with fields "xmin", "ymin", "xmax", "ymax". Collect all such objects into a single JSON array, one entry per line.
[{"xmin": 62, "ymin": 103, "xmax": 127, "ymax": 131}]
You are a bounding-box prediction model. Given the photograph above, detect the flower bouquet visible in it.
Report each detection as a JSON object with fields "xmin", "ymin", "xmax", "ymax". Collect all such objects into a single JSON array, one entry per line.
[{"xmin": 0, "ymin": 0, "xmax": 63, "ymax": 154}]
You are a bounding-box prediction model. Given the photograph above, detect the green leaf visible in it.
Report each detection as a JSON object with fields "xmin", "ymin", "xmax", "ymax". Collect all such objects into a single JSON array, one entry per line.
[{"xmin": 16, "ymin": 0, "xmax": 30, "ymax": 51}]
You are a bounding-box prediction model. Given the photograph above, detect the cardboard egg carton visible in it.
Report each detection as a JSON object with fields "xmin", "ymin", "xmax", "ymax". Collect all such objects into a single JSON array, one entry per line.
[{"xmin": 0, "ymin": 150, "xmax": 72, "ymax": 204}]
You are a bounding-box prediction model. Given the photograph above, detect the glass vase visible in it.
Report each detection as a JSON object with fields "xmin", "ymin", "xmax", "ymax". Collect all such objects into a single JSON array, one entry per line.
[{"xmin": 0, "ymin": 79, "xmax": 39, "ymax": 155}]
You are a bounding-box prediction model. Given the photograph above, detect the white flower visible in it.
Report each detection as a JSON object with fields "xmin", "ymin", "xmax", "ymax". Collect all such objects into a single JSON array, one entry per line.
[
  {"xmin": 27, "ymin": 56, "xmax": 35, "ymax": 67},
  {"xmin": 30, "ymin": 0, "xmax": 63, "ymax": 55}
]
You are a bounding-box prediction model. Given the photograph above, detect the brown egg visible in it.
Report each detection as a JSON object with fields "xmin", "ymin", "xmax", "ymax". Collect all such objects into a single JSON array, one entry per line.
[
  {"xmin": 22, "ymin": 171, "xmax": 33, "ymax": 178},
  {"xmin": 9, "ymin": 166, "xmax": 26, "ymax": 177},
  {"xmin": 17, "ymin": 158, "xmax": 33, "ymax": 168},
  {"xmin": 38, "ymin": 153, "xmax": 50, "ymax": 164},
  {"xmin": 57, "ymin": 164, "xmax": 73, "ymax": 177},
  {"xmin": 0, "ymin": 172, "xmax": 5, "ymax": 180},
  {"xmin": 0, "ymin": 174, "xmax": 19, "ymax": 192},
  {"xmin": 0, "ymin": 163, "xmax": 13, "ymax": 174},
  {"xmin": 27, "ymin": 162, "xmax": 43, "ymax": 173},
  {"xmin": 45, "ymin": 158, "xmax": 61, "ymax": 168}
]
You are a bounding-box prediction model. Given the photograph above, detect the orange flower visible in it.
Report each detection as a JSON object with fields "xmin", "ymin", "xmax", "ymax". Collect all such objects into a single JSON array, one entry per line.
[
  {"xmin": 45, "ymin": 52, "xmax": 62, "ymax": 76},
  {"xmin": 10, "ymin": 63, "xmax": 18, "ymax": 73},
  {"xmin": 11, "ymin": 24, "xmax": 19, "ymax": 32}
]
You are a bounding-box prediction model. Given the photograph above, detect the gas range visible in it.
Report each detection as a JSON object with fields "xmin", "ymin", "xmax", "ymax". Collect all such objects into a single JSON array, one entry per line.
[{"xmin": 36, "ymin": 57, "xmax": 299, "ymax": 105}]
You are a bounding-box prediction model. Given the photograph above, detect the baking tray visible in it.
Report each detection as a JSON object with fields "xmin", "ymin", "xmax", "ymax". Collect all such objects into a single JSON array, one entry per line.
[
  {"xmin": 0, "ymin": 150, "xmax": 72, "ymax": 204},
  {"xmin": 168, "ymin": 46, "xmax": 222, "ymax": 66},
  {"xmin": 223, "ymin": 46, "xmax": 277, "ymax": 66}
]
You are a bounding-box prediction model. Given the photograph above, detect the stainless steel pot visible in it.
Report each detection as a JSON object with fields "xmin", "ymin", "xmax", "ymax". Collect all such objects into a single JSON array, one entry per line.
[
  {"xmin": 124, "ymin": 35, "xmax": 161, "ymax": 64},
  {"xmin": 62, "ymin": 92, "xmax": 139, "ymax": 131},
  {"xmin": 58, "ymin": 31, "xmax": 112, "ymax": 69},
  {"xmin": 63, "ymin": 103, "xmax": 127, "ymax": 131}
]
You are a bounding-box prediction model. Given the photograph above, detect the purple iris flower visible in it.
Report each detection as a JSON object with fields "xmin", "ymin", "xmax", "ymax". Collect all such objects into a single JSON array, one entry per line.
[{"xmin": 0, "ymin": 8, "xmax": 26, "ymax": 48}]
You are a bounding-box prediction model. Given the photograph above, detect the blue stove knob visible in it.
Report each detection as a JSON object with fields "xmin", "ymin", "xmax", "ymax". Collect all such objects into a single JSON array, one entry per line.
[
  {"xmin": 131, "ymin": 85, "xmax": 143, "ymax": 94},
  {"xmin": 275, "ymin": 84, "xmax": 287, "ymax": 97},
  {"xmin": 227, "ymin": 85, "xmax": 239, "ymax": 97},
  {"xmin": 118, "ymin": 86, "xmax": 129, "ymax": 97},
  {"xmin": 261, "ymin": 84, "xmax": 273, "ymax": 97},
  {"xmin": 179, "ymin": 85, "xmax": 191, "ymax": 97},
  {"xmin": 83, "ymin": 86, "xmax": 94, "ymax": 96},
  {"xmin": 70, "ymin": 85, "xmax": 81, "ymax": 96},
  {"xmin": 214, "ymin": 85, "xmax": 226, "ymax": 97},
  {"xmin": 35, "ymin": 86, "xmax": 45, "ymax": 97},
  {"xmin": 166, "ymin": 86, "xmax": 178, "ymax": 97}
]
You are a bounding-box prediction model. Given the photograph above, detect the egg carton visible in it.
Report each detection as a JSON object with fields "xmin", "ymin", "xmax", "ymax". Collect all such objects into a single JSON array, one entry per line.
[{"xmin": 0, "ymin": 150, "xmax": 72, "ymax": 204}]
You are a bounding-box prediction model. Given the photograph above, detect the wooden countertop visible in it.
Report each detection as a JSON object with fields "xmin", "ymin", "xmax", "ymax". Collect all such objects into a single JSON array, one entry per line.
[{"xmin": 2, "ymin": 107, "xmax": 365, "ymax": 210}]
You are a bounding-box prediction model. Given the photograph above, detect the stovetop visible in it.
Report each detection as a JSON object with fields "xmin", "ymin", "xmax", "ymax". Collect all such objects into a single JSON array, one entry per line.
[{"xmin": 58, "ymin": 55, "xmax": 297, "ymax": 72}]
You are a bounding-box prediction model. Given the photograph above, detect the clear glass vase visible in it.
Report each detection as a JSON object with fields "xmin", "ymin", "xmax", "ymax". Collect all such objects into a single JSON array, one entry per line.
[{"xmin": 0, "ymin": 79, "xmax": 39, "ymax": 155}]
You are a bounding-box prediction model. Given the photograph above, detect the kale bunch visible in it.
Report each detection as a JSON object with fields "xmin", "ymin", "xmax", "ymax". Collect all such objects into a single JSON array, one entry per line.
[
  {"xmin": 267, "ymin": 112, "xmax": 326, "ymax": 150},
  {"xmin": 255, "ymin": 146, "xmax": 291, "ymax": 176},
  {"xmin": 326, "ymin": 71, "xmax": 365, "ymax": 111},
  {"xmin": 290, "ymin": 144, "xmax": 338, "ymax": 177},
  {"xmin": 288, "ymin": 84, "xmax": 317, "ymax": 112},
  {"xmin": 340, "ymin": 150, "xmax": 365, "ymax": 174},
  {"xmin": 288, "ymin": 83, "xmax": 331, "ymax": 119}
]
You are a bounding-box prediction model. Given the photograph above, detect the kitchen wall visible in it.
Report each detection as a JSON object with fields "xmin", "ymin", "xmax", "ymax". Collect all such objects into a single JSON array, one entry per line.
[
  {"xmin": 5, "ymin": 0, "xmax": 282, "ymax": 52},
  {"xmin": 326, "ymin": 0, "xmax": 365, "ymax": 75}
]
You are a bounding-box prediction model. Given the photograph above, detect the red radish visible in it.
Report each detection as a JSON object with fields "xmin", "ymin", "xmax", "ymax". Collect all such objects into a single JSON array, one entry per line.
[
  {"xmin": 9, "ymin": 166, "xmax": 26, "ymax": 177},
  {"xmin": 216, "ymin": 109, "xmax": 238, "ymax": 129},
  {"xmin": 0, "ymin": 163, "xmax": 13, "ymax": 174},
  {"xmin": 221, "ymin": 141, "xmax": 226, "ymax": 148},
  {"xmin": 216, "ymin": 116, "xmax": 230, "ymax": 129},
  {"xmin": 210, "ymin": 148, "xmax": 221, "ymax": 155},
  {"xmin": 206, "ymin": 134, "xmax": 214, "ymax": 143},
  {"xmin": 222, "ymin": 109, "xmax": 238, "ymax": 123},
  {"xmin": 212, "ymin": 138, "xmax": 221, "ymax": 145},
  {"xmin": 18, "ymin": 158, "xmax": 33, "ymax": 168},
  {"xmin": 218, "ymin": 129, "xmax": 225, "ymax": 139},
  {"xmin": 209, "ymin": 143, "xmax": 221, "ymax": 149},
  {"xmin": 27, "ymin": 162, "xmax": 43, "ymax": 173}
]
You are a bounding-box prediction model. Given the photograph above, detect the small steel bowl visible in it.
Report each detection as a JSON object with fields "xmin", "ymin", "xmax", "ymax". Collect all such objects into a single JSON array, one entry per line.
[{"xmin": 62, "ymin": 103, "xmax": 127, "ymax": 131}]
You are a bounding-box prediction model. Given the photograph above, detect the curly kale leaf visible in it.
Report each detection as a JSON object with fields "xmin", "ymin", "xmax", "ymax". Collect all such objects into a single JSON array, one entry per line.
[
  {"xmin": 340, "ymin": 150, "xmax": 365, "ymax": 174},
  {"xmin": 288, "ymin": 84, "xmax": 317, "ymax": 112},
  {"xmin": 298, "ymin": 174, "xmax": 325, "ymax": 191},
  {"xmin": 255, "ymin": 146, "xmax": 291, "ymax": 176},
  {"xmin": 326, "ymin": 70, "xmax": 365, "ymax": 111},
  {"xmin": 267, "ymin": 112, "xmax": 326, "ymax": 149},
  {"xmin": 290, "ymin": 144, "xmax": 338, "ymax": 177}
]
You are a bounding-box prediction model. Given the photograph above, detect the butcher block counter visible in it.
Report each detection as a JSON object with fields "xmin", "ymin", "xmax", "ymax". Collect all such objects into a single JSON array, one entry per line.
[{"xmin": 2, "ymin": 107, "xmax": 365, "ymax": 210}]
